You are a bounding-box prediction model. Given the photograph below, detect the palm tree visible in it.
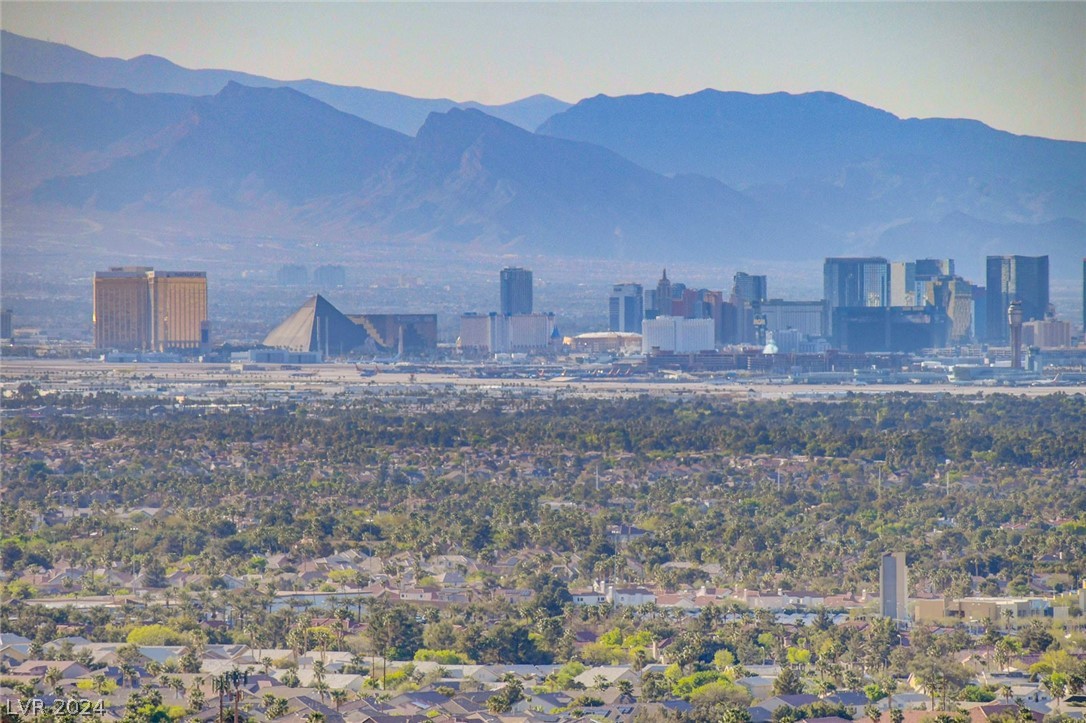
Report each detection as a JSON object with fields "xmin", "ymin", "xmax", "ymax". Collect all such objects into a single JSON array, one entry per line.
[
  {"xmin": 169, "ymin": 675, "xmax": 186, "ymax": 701},
  {"xmin": 994, "ymin": 639, "xmax": 1012, "ymax": 671},
  {"xmin": 212, "ymin": 673, "xmax": 230, "ymax": 723},
  {"xmin": 882, "ymin": 675, "xmax": 898, "ymax": 713},
  {"xmin": 91, "ymin": 673, "xmax": 109, "ymax": 696},
  {"xmin": 119, "ymin": 663, "xmax": 138, "ymax": 690},
  {"xmin": 189, "ymin": 683, "xmax": 206, "ymax": 714},
  {"xmin": 330, "ymin": 688, "xmax": 348, "ymax": 712},
  {"xmin": 226, "ymin": 667, "xmax": 249, "ymax": 723},
  {"xmin": 43, "ymin": 666, "xmax": 63, "ymax": 693}
]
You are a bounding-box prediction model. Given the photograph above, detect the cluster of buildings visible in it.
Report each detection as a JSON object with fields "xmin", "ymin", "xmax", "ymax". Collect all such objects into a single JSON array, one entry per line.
[
  {"xmin": 277, "ymin": 263, "xmax": 348, "ymax": 288},
  {"xmin": 603, "ymin": 255, "xmax": 1069, "ymax": 359},
  {"xmin": 256, "ymin": 295, "xmax": 438, "ymax": 361},
  {"xmin": 90, "ymin": 266, "xmax": 438, "ymax": 360},
  {"xmin": 458, "ymin": 268, "xmax": 560, "ymax": 356},
  {"xmin": 85, "ymin": 256, "xmax": 1078, "ymax": 365}
]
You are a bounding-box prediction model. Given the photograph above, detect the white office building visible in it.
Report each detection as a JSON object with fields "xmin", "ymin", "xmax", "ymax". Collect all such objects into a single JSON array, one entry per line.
[{"xmin": 641, "ymin": 316, "xmax": 715, "ymax": 354}]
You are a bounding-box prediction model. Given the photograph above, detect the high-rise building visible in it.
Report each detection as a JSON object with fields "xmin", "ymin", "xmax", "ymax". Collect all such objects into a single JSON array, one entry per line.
[
  {"xmin": 641, "ymin": 317, "xmax": 715, "ymax": 354},
  {"xmin": 732, "ymin": 272, "xmax": 767, "ymax": 306},
  {"xmin": 972, "ymin": 286, "xmax": 988, "ymax": 342},
  {"xmin": 1022, "ymin": 319, "xmax": 1071, "ymax": 348},
  {"xmin": 93, "ymin": 267, "xmax": 154, "ymax": 350},
  {"xmin": 880, "ymin": 552, "xmax": 908, "ymax": 623},
  {"xmin": 832, "ymin": 306, "xmax": 949, "ymax": 353},
  {"xmin": 732, "ymin": 272, "xmax": 768, "ymax": 344},
  {"xmin": 313, "ymin": 265, "xmax": 347, "ymax": 288},
  {"xmin": 609, "ymin": 283, "xmax": 644, "ymax": 333},
  {"xmin": 655, "ymin": 269, "xmax": 672, "ymax": 315},
  {"xmin": 823, "ymin": 257, "xmax": 890, "ymax": 336},
  {"xmin": 890, "ymin": 262, "xmax": 917, "ymax": 306},
  {"xmin": 277, "ymin": 264, "xmax": 308, "ymax": 286},
  {"xmin": 500, "ymin": 267, "xmax": 533, "ymax": 315},
  {"xmin": 761, "ymin": 300, "xmax": 825, "ymax": 339},
  {"xmin": 703, "ymin": 290, "xmax": 728, "ymax": 346},
  {"xmin": 458, "ymin": 312, "xmax": 554, "ymax": 354},
  {"xmin": 93, "ymin": 267, "xmax": 208, "ymax": 352},
  {"xmin": 924, "ymin": 277, "xmax": 976, "ymax": 343},
  {"xmin": 1, "ymin": 308, "xmax": 13, "ymax": 342},
  {"xmin": 985, "ymin": 255, "xmax": 1049, "ymax": 344},
  {"xmin": 643, "ymin": 289, "xmax": 658, "ymax": 320},
  {"xmin": 149, "ymin": 271, "xmax": 209, "ymax": 352},
  {"xmin": 915, "ymin": 258, "xmax": 954, "ymax": 279},
  {"xmin": 676, "ymin": 288, "xmax": 714, "ymax": 320}
]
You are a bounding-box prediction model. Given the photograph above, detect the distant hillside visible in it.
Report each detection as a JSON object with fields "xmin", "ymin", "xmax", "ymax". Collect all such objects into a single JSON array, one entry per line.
[
  {"xmin": 0, "ymin": 30, "xmax": 571, "ymax": 134},
  {"xmin": 538, "ymin": 90, "xmax": 1086, "ymax": 277},
  {"xmin": 3, "ymin": 76, "xmax": 775, "ymax": 261},
  {"xmin": 4, "ymin": 76, "xmax": 410, "ymax": 209},
  {"xmin": 3, "ymin": 57, "xmax": 1083, "ymax": 276},
  {"xmin": 334, "ymin": 107, "xmax": 768, "ymax": 257}
]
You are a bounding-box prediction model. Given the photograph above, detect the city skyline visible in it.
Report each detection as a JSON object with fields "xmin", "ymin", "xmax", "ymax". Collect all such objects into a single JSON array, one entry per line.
[
  {"xmin": 3, "ymin": 2, "xmax": 1084, "ymax": 142},
  {"xmin": 69, "ymin": 251, "xmax": 1082, "ymax": 355},
  {"xmin": 2, "ymin": 4, "xmax": 1083, "ymax": 708}
]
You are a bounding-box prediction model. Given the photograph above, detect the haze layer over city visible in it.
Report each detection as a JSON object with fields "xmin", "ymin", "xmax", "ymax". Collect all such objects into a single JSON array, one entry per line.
[{"xmin": 2, "ymin": 5, "xmax": 1086, "ymax": 723}]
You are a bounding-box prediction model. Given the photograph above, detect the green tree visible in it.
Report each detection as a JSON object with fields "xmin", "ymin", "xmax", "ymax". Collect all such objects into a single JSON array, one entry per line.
[{"xmin": 773, "ymin": 667, "xmax": 805, "ymax": 696}]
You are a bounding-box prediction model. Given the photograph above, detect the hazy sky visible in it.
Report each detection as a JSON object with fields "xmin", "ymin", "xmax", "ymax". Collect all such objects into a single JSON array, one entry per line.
[{"xmin": 3, "ymin": 2, "xmax": 1084, "ymax": 142}]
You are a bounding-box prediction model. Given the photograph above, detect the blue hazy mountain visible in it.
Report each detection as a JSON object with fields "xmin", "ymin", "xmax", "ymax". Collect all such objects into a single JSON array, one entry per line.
[
  {"xmin": 4, "ymin": 62, "xmax": 1083, "ymax": 273},
  {"xmin": 538, "ymin": 90, "xmax": 1086, "ymax": 276},
  {"xmin": 4, "ymin": 76, "xmax": 410, "ymax": 208},
  {"xmin": 337, "ymin": 107, "xmax": 767, "ymax": 257},
  {"xmin": 537, "ymin": 90, "xmax": 1084, "ymax": 220},
  {"xmin": 0, "ymin": 31, "xmax": 570, "ymax": 134},
  {"xmin": 4, "ymin": 76, "xmax": 774, "ymax": 260}
]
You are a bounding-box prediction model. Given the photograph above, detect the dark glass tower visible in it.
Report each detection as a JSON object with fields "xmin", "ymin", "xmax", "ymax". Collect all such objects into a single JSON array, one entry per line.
[
  {"xmin": 500, "ymin": 267, "xmax": 533, "ymax": 315},
  {"xmin": 984, "ymin": 255, "xmax": 1049, "ymax": 344},
  {"xmin": 609, "ymin": 283, "xmax": 644, "ymax": 333},
  {"xmin": 823, "ymin": 257, "xmax": 889, "ymax": 336}
]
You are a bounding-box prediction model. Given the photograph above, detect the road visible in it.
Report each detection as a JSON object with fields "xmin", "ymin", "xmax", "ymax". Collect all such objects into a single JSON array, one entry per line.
[{"xmin": 2, "ymin": 359, "xmax": 1082, "ymax": 401}]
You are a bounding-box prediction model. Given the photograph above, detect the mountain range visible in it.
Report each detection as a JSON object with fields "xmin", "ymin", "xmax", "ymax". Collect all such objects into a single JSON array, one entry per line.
[
  {"xmin": 2, "ymin": 75, "xmax": 769, "ymax": 259},
  {"xmin": 0, "ymin": 31, "xmax": 569, "ymax": 134},
  {"xmin": 2, "ymin": 31, "xmax": 1083, "ymax": 279}
]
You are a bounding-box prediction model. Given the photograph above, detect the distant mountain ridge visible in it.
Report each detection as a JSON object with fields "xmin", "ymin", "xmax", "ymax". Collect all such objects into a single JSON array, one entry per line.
[
  {"xmin": 0, "ymin": 30, "xmax": 570, "ymax": 134},
  {"xmin": 2, "ymin": 75, "xmax": 774, "ymax": 260},
  {"xmin": 538, "ymin": 89, "xmax": 1086, "ymax": 223},
  {"xmin": 19, "ymin": 79, "xmax": 410, "ymax": 208},
  {"xmin": 2, "ymin": 31, "xmax": 1084, "ymax": 278},
  {"xmin": 538, "ymin": 89, "xmax": 1086, "ymax": 277}
]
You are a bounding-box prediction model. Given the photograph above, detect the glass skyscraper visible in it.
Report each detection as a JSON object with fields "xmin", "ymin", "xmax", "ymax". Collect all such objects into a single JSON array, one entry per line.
[
  {"xmin": 823, "ymin": 257, "xmax": 889, "ymax": 336},
  {"xmin": 985, "ymin": 255, "xmax": 1049, "ymax": 344},
  {"xmin": 499, "ymin": 267, "xmax": 533, "ymax": 315}
]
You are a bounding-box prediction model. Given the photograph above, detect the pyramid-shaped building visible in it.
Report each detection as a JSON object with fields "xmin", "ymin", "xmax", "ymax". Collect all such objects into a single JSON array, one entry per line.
[{"xmin": 262, "ymin": 295, "xmax": 369, "ymax": 355}]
